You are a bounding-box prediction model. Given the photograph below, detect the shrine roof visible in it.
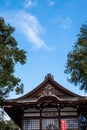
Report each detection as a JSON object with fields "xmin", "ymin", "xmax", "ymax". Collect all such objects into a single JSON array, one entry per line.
[{"xmin": 5, "ymin": 74, "xmax": 86, "ymax": 103}]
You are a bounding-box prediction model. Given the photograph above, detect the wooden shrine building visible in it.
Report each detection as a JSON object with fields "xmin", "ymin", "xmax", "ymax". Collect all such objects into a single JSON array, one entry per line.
[{"xmin": 3, "ymin": 74, "xmax": 87, "ymax": 130}]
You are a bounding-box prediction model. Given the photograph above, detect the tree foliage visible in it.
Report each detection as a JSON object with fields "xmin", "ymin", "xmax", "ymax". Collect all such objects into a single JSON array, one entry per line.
[
  {"xmin": 0, "ymin": 120, "xmax": 19, "ymax": 130},
  {"xmin": 65, "ymin": 23, "xmax": 87, "ymax": 91},
  {"xmin": 0, "ymin": 17, "xmax": 26, "ymax": 100},
  {"xmin": 0, "ymin": 121, "xmax": 11, "ymax": 130}
]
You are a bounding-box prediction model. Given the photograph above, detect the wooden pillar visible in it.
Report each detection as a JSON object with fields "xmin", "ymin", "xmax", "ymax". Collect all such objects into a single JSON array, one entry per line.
[
  {"xmin": 59, "ymin": 108, "xmax": 61, "ymax": 130},
  {"xmin": 58, "ymin": 104, "xmax": 61, "ymax": 130},
  {"xmin": 40, "ymin": 107, "xmax": 42, "ymax": 130},
  {"xmin": 20, "ymin": 114, "xmax": 23, "ymax": 130}
]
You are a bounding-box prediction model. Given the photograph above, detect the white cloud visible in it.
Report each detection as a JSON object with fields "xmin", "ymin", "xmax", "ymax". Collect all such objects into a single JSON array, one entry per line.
[
  {"xmin": 48, "ymin": 0, "xmax": 55, "ymax": 7},
  {"xmin": 13, "ymin": 11, "xmax": 49, "ymax": 50},
  {"xmin": 48, "ymin": 1, "xmax": 55, "ymax": 6},
  {"xmin": 24, "ymin": 0, "xmax": 37, "ymax": 8},
  {"xmin": 60, "ymin": 17, "xmax": 72, "ymax": 29}
]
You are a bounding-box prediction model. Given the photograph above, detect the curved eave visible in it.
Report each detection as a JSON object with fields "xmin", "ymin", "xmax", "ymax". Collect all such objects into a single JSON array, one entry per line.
[{"xmin": 3, "ymin": 94, "xmax": 87, "ymax": 106}]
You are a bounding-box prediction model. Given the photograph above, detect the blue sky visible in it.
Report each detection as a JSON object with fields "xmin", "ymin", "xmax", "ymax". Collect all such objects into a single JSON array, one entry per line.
[{"xmin": 0, "ymin": 0, "xmax": 87, "ymax": 97}]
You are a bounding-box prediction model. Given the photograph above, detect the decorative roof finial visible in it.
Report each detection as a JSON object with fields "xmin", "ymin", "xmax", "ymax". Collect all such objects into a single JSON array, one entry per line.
[{"xmin": 45, "ymin": 73, "xmax": 54, "ymax": 79}]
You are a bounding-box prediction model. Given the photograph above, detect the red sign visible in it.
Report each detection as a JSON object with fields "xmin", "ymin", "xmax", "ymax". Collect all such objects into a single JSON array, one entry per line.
[{"xmin": 61, "ymin": 119, "xmax": 66, "ymax": 130}]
